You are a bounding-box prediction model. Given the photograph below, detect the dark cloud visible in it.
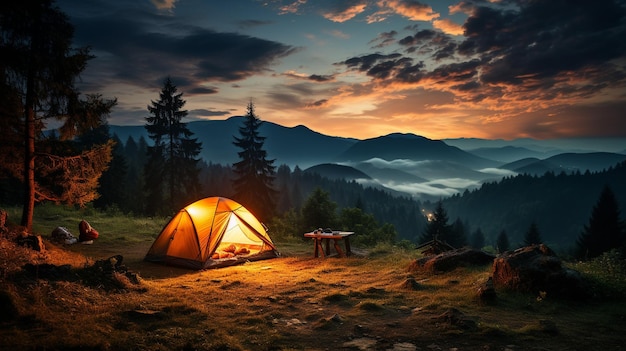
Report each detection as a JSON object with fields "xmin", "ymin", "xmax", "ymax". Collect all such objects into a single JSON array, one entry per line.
[
  {"xmin": 308, "ymin": 74, "xmax": 335, "ymax": 82},
  {"xmin": 305, "ymin": 99, "xmax": 329, "ymax": 108},
  {"xmin": 189, "ymin": 108, "xmax": 230, "ymax": 117},
  {"xmin": 65, "ymin": 5, "xmax": 297, "ymax": 93},
  {"xmin": 339, "ymin": 0, "xmax": 626, "ymax": 104}
]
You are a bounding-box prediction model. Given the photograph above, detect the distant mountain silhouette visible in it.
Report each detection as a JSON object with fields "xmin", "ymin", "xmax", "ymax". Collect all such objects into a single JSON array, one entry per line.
[
  {"xmin": 500, "ymin": 153, "xmax": 626, "ymax": 175},
  {"xmin": 106, "ymin": 118, "xmax": 626, "ymax": 199},
  {"xmin": 335, "ymin": 133, "xmax": 498, "ymax": 169},
  {"xmin": 304, "ymin": 163, "xmax": 371, "ymax": 181},
  {"xmin": 468, "ymin": 146, "xmax": 549, "ymax": 163},
  {"xmin": 110, "ymin": 116, "xmax": 356, "ymax": 168}
]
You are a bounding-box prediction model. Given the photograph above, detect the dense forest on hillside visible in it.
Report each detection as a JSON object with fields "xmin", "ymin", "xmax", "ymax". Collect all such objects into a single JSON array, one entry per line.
[
  {"xmin": 435, "ymin": 161, "xmax": 626, "ymax": 253},
  {"xmin": 2, "ymin": 130, "xmax": 624, "ymax": 252}
]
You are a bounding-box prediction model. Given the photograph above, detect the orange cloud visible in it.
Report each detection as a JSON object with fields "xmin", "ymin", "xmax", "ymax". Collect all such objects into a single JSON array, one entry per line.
[
  {"xmin": 378, "ymin": 0, "xmax": 439, "ymax": 21},
  {"xmin": 432, "ymin": 18, "xmax": 464, "ymax": 36},
  {"xmin": 322, "ymin": 4, "xmax": 367, "ymax": 22}
]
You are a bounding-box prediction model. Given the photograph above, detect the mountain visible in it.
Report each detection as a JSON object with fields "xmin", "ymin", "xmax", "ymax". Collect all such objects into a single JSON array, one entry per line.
[
  {"xmin": 303, "ymin": 163, "xmax": 371, "ymax": 181},
  {"xmin": 500, "ymin": 153, "xmax": 626, "ymax": 175},
  {"xmin": 444, "ymin": 137, "xmax": 626, "ymax": 154},
  {"xmin": 110, "ymin": 116, "xmax": 357, "ymax": 168},
  {"xmin": 107, "ymin": 118, "xmax": 624, "ymax": 200},
  {"xmin": 467, "ymin": 146, "xmax": 550, "ymax": 163},
  {"xmin": 335, "ymin": 133, "xmax": 498, "ymax": 169}
]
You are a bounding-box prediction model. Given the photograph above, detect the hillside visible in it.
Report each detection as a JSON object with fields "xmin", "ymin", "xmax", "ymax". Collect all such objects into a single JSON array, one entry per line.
[
  {"xmin": 438, "ymin": 161, "xmax": 626, "ymax": 251},
  {"xmin": 1, "ymin": 216, "xmax": 625, "ymax": 351}
]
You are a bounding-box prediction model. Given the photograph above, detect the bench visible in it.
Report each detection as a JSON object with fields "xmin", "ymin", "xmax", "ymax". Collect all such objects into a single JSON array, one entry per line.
[{"xmin": 303, "ymin": 231, "xmax": 355, "ymax": 258}]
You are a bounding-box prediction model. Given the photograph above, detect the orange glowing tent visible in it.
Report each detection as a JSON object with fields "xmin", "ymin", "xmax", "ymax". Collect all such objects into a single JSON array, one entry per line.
[{"xmin": 144, "ymin": 197, "xmax": 279, "ymax": 269}]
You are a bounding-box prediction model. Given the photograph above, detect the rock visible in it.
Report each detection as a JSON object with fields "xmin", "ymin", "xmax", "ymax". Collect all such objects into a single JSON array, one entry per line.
[
  {"xmin": 16, "ymin": 235, "xmax": 45, "ymax": 252},
  {"xmin": 400, "ymin": 277, "xmax": 423, "ymax": 290},
  {"xmin": 476, "ymin": 277, "xmax": 497, "ymax": 304},
  {"xmin": 433, "ymin": 308, "xmax": 477, "ymax": 330},
  {"xmin": 491, "ymin": 244, "xmax": 590, "ymax": 300},
  {"xmin": 409, "ymin": 247, "xmax": 495, "ymax": 273}
]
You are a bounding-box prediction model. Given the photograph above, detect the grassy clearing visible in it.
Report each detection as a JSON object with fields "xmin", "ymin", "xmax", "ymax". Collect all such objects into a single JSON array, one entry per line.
[{"xmin": 1, "ymin": 205, "xmax": 626, "ymax": 350}]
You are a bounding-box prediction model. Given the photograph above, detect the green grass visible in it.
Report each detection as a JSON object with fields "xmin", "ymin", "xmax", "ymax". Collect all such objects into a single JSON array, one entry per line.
[
  {"xmin": 2, "ymin": 204, "xmax": 626, "ymax": 351},
  {"xmin": 4, "ymin": 203, "xmax": 169, "ymax": 243}
]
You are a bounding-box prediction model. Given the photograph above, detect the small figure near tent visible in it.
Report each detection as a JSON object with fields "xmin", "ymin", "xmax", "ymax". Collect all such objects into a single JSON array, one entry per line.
[{"xmin": 78, "ymin": 220, "xmax": 99, "ymax": 244}]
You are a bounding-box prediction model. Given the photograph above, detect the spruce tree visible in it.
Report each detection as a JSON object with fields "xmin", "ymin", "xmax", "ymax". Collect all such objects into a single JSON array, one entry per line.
[
  {"xmin": 418, "ymin": 201, "xmax": 452, "ymax": 244},
  {"xmin": 523, "ymin": 221, "xmax": 543, "ymax": 246},
  {"xmin": 231, "ymin": 101, "xmax": 277, "ymax": 221},
  {"xmin": 576, "ymin": 185, "xmax": 624, "ymax": 259},
  {"xmin": 496, "ymin": 229, "xmax": 510, "ymax": 253},
  {"xmin": 0, "ymin": 2, "xmax": 116, "ymax": 229},
  {"xmin": 470, "ymin": 228, "xmax": 485, "ymax": 249},
  {"xmin": 144, "ymin": 78, "xmax": 202, "ymax": 215}
]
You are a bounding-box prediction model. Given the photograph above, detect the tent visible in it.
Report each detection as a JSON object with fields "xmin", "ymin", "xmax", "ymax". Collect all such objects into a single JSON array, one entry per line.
[{"xmin": 144, "ymin": 197, "xmax": 279, "ymax": 269}]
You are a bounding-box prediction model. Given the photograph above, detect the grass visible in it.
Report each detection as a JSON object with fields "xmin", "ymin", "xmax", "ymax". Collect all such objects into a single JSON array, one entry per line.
[{"xmin": 1, "ymin": 204, "xmax": 626, "ymax": 350}]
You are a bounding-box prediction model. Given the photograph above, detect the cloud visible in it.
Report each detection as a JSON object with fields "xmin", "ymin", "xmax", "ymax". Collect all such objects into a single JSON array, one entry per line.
[
  {"xmin": 378, "ymin": 0, "xmax": 439, "ymax": 21},
  {"xmin": 322, "ymin": 1, "xmax": 368, "ymax": 22},
  {"xmin": 69, "ymin": 12, "xmax": 298, "ymax": 93},
  {"xmin": 151, "ymin": 0, "xmax": 178, "ymax": 11},
  {"xmin": 432, "ymin": 18, "xmax": 463, "ymax": 36},
  {"xmin": 335, "ymin": 0, "xmax": 626, "ymax": 136}
]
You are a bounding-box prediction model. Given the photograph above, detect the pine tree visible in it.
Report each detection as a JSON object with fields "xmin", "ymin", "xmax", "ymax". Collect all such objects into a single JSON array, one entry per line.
[
  {"xmin": 301, "ymin": 188, "xmax": 337, "ymax": 231},
  {"xmin": 231, "ymin": 101, "xmax": 277, "ymax": 221},
  {"xmin": 576, "ymin": 185, "xmax": 625, "ymax": 260},
  {"xmin": 523, "ymin": 221, "xmax": 543, "ymax": 246},
  {"xmin": 0, "ymin": 3, "xmax": 116, "ymax": 229},
  {"xmin": 450, "ymin": 217, "xmax": 468, "ymax": 248},
  {"xmin": 418, "ymin": 201, "xmax": 453, "ymax": 244},
  {"xmin": 470, "ymin": 228, "xmax": 485, "ymax": 249},
  {"xmin": 496, "ymin": 229, "xmax": 510, "ymax": 253},
  {"xmin": 144, "ymin": 78, "xmax": 202, "ymax": 215}
]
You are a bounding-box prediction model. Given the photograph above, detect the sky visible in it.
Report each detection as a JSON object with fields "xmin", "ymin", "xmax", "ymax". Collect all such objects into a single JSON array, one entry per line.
[{"xmin": 55, "ymin": 0, "xmax": 626, "ymax": 141}]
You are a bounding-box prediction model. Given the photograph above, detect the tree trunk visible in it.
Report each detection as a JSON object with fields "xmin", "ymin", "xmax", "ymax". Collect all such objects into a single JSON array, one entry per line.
[
  {"xmin": 21, "ymin": 104, "xmax": 36, "ymax": 231},
  {"xmin": 20, "ymin": 34, "xmax": 38, "ymax": 231}
]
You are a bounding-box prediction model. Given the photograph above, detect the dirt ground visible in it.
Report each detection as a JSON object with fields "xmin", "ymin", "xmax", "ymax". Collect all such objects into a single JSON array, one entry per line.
[{"xmin": 2, "ymin": 236, "xmax": 625, "ymax": 351}]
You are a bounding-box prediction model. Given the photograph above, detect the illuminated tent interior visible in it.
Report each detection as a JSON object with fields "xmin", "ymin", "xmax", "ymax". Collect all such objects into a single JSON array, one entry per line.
[{"xmin": 144, "ymin": 197, "xmax": 279, "ymax": 269}]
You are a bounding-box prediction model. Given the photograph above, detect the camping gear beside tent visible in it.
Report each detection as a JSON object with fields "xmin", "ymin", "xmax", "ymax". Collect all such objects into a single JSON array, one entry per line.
[{"xmin": 144, "ymin": 197, "xmax": 279, "ymax": 269}]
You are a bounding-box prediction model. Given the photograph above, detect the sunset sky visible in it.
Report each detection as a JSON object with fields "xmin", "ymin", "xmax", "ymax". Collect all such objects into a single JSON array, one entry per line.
[{"xmin": 56, "ymin": 0, "xmax": 626, "ymax": 140}]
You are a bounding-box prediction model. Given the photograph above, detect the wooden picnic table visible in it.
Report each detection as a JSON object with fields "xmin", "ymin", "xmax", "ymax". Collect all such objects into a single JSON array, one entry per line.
[{"xmin": 303, "ymin": 231, "xmax": 355, "ymax": 258}]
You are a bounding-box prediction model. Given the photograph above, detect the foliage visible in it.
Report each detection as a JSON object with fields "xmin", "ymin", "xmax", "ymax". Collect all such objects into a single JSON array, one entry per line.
[
  {"xmin": 231, "ymin": 101, "xmax": 277, "ymax": 221},
  {"xmin": 496, "ymin": 229, "xmax": 510, "ymax": 253},
  {"xmin": 418, "ymin": 200, "xmax": 452, "ymax": 244},
  {"xmin": 0, "ymin": 1, "xmax": 116, "ymax": 229},
  {"xmin": 440, "ymin": 161, "xmax": 626, "ymax": 251},
  {"xmin": 570, "ymin": 249, "xmax": 626, "ymax": 299},
  {"xmin": 143, "ymin": 78, "xmax": 202, "ymax": 215},
  {"xmin": 576, "ymin": 185, "xmax": 625, "ymax": 260},
  {"xmin": 470, "ymin": 227, "xmax": 486, "ymax": 249},
  {"xmin": 523, "ymin": 221, "xmax": 542, "ymax": 246},
  {"xmin": 300, "ymin": 188, "xmax": 338, "ymax": 231}
]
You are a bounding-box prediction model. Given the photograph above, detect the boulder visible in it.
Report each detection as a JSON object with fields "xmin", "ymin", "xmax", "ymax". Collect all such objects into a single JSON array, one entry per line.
[
  {"xmin": 409, "ymin": 247, "xmax": 495, "ymax": 273},
  {"xmin": 17, "ymin": 235, "xmax": 45, "ymax": 252},
  {"xmin": 491, "ymin": 244, "xmax": 590, "ymax": 300}
]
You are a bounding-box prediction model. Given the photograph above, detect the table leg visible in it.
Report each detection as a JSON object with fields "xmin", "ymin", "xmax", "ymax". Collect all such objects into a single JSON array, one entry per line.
[
  {"xmin": 344, "ymin": 237, "xmax": 352, "ymax": 256},
  {"xmin": 324, "ymin": 238, "xmax": 331, "ymax": 256},
  {"xmin": 314, "ymin": 238, "xmax": 325, "ymax": 257},
  {"xmin": 333, "ymin": 239, "xmax": 345, "ymax": 257}
]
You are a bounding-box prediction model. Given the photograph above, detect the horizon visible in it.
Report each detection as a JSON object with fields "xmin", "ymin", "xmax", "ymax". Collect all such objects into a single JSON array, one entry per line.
[{"xmin": 57, "ymin": 0, "xmax": 626, "ymax": 141}]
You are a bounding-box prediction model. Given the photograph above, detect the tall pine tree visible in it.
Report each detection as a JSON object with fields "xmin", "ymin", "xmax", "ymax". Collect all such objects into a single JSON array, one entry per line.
[
  {"xmin": 144, "ymin": 78, "xmax": 202, "ymax": 215},
  {"xmin": 231, "ymin": 101, "xmax": 277, "ymax": 221},
  {"xmin": 576, "ymin": 185, "xmax": 624, "ymax": 260},
  {"xmin": 0, "ymin": 2, "xmax": 116, "ymax": 229}
]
